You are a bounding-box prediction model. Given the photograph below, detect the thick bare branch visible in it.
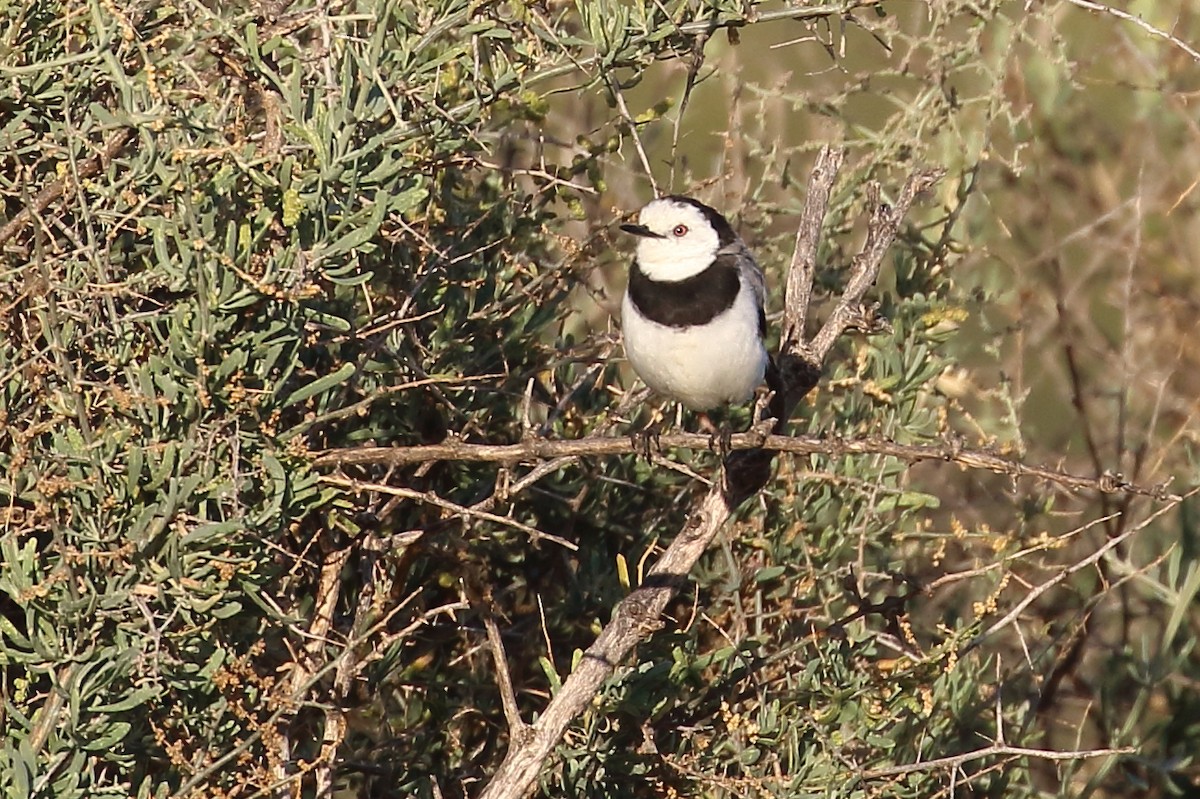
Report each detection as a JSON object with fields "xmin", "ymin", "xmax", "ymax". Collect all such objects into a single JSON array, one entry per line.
[
  {"xmin": 781, "ymin": 145, "xmax": 845, "ymax": 349},
  {"xmin": 478, "ymin": 489, "xmax": 731, "ymax": 799}
]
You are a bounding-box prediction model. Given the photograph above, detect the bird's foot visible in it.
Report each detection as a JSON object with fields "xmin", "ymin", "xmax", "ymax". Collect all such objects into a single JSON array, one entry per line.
[{"xmin": 630, "ymin": 418, "xmax": 664, "ymax": 459}]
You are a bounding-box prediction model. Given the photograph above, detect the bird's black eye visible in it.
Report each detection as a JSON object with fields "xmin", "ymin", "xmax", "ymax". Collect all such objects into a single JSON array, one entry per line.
[{"xmin": 672, "ymin": 224, "xmax": 688, "ymax": 237}]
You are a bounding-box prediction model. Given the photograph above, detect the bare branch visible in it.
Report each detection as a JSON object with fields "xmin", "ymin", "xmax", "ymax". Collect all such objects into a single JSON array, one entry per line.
[
  {"xmin": 608, "ymin": 76, "xmax": 660, "ymax": 196},
  {"xmin": 809, "ymin": 167, "xmax": 945, "ymax": 361},
  {"xmin": 178, "ymin": 598, "xmax": 469, "ymax": 795},
  {"xmin": 0, "ymin": 128, "xmax": 133, "ymax": 248},
  {"xmin": 477, "ymin": 488, "xmax": 731, "ymax": 799},
  {"xmin": 781, "ymin": 145, "xmax": 845, "ymax": 348},
  {"xmin": 964, "ymin": 495, "xmax": 1186, "ymax": 652},
  {"xmin": 476, "ymin": 155, "xmax": 939, "ymax": 799},
  {"xmin": 320, "ymin": 475, "xmax": 579, "ymax": 551},
  {"xmin": 923, "ymin": 513, "xmax": 1117, "ymax": 592},
  {"xmin": 675, "ymin": 1, "xmax": 877, "ymax": 37},
  {"xmin": 313, "ymin": 432, "xmax": 1176, "ymax": 500},
  {"xmin": 420, "ymin": 3, "xmax": 879, "ymax": 154},
  {"xmin": 667, "ymin": 27, "xmax": 710, "ymax": 188}
]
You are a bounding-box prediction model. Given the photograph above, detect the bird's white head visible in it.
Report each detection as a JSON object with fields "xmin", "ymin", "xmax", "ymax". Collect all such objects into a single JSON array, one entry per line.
[{"xmin": 621, "ymin": 196, "xmax": 736, "ymax": 282}]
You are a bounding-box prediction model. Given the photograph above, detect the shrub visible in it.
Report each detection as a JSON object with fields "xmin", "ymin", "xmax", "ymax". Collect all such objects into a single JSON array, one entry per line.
[{"xmin": 1, "ymin": 1, "xmax": 1198, "ymax": 797}]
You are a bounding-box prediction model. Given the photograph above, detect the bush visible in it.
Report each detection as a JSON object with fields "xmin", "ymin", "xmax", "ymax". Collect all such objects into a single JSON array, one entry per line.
[{"xmin": 1, "ymin": 0, "xmax": 1198, "ymax": 797}]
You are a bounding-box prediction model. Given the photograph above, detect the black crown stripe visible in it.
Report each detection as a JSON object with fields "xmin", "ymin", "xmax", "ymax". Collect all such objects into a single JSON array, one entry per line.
[{"xmin": 661, "ymin": 195, "xmax": 737, "ymax": 248}]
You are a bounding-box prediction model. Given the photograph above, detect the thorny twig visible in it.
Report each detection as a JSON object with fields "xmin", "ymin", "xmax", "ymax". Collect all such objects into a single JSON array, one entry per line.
[{"xmin": 1063, "ymin": 0, "xmax": 1200, "ymax": 64}]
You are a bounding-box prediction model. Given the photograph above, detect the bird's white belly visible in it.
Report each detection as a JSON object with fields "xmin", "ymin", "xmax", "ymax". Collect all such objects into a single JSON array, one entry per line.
[{"xmin": 621, "ymin": 291, "xmax": 767, "ymax": 411}]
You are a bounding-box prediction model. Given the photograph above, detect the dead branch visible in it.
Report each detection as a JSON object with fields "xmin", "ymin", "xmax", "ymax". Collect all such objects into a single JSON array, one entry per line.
[
  {"xmin": 781, "ymin": 146, "xmax": 844, "ymax": 348},
  {"xmin": 475, "ymin": 147, "xmax": 938, "ymax": 799},
  {"xmin": 808, "ymin": 174, "xmax": 940, "ymax": 361},
  {"xmin": 176, "ymin": 598, "xmax": 469, "ymax": 795},
  {"xmin": 483, "ymin": 613, "xmax": 528, "ymax": 739}
]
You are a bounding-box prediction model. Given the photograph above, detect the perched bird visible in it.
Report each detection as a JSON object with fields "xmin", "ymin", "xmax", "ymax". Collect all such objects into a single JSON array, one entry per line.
[{"xmin": 619, "ymin": 195, "xmax": 769, "ymax": 417}]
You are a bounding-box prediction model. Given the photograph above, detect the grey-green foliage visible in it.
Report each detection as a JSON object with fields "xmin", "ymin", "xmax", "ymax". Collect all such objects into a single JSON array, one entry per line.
[
  {"xmin": 2, "ymin": 0, "xmax": 1193, "ymax": 797},
  {"xmin": 0, "ymin": 0, "xmax": 609, "ymax": 793}
]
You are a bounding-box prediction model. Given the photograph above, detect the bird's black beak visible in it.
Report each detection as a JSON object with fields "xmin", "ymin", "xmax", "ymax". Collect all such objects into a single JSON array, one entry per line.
[{"xmin": 620, "ymin": 223, "xmax": 665, "ymax": 239}]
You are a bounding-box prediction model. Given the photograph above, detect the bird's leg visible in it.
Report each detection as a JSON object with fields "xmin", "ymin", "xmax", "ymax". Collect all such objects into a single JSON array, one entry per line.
[
  {"xmin": 630, "ymin": 406, "xmax": 665, "ymax": 459},
  {"xmin": 696, "ymin": 412, "xmax": 733, "ymax": 458}
]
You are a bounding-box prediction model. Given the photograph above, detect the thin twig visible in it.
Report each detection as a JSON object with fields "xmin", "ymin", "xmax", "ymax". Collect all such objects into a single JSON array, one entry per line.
[
  {"xmin": 281, "ymin": 373, "xmax": 503, "ymax": 440},
  {"xmin": 320, "ymin": 475, "xmax": 579, "ymax": 551},
  {"xmin": 923, "ymin": 513, "xmax": 1117, "ymax": 592},
  {"xmin": 183, "ymin": 598, "xmax": 470, "ymax": 798},
  {"xmin": 484, "ymin": 614, "xmax": 528, "ymax": 737},
  {"xmin": 401, "ymin": 3, "xmax": 875, "ymax": 153},
  {"xmin": 0, "ymin": 128, "xmax": 132, "ymax": 247},
  {"xmin": 860, "ymin": 742, "xmax": 1133, "ymax": 780},
  {"xmin": 667, "ymin": 27, "xmax": 711, "ymax": 188},
  {"xmin": 1063, "ymin": 0, "xmax": 1200, "ymax": 64},
  {"xmin": 964, "ymin": 496, "xmax": 1184, "ymax": 652},
  {"xmin": 608, "ymin": 76, "xmax": 660, "ymax": 195}
]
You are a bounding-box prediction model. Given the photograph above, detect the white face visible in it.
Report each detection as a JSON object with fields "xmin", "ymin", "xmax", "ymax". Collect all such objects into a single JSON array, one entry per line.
[{"xmin": 626, "ymin": 198, "xmax": 722, "ymax": 281}]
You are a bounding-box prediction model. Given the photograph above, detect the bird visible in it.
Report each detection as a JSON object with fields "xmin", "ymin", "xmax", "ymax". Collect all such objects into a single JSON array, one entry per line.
[{"xmin": 619, "ymin": 195, "xmax": 769, "ymax": 424}]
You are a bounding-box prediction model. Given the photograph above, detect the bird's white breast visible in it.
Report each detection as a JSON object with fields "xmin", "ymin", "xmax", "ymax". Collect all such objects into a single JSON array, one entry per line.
[{"xmin": 621, "ymin": 275, "xmax": 767, "ymax": 411}]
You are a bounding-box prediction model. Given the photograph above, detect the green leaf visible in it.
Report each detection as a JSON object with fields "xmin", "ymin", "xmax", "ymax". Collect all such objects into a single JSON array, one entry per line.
[
  {"xmin": 1164, "ymin": 562, "xmax": 1200, "ymax": 646},
  {"xmin": 90, "ymin": 687, "xmax": 159, "ymax": 714},
  {"xmin": 539, "ymin": 655, "xmax": 562, "ymax": 694},
  {"xmin": 323, "ymin": 196, "xmax": 387, "ymax": 256},
  {"xmin": 82, "ymin": 721, "xmax": 131, "ymax": 751},
  {"xmin": 282, "ymin": 362, "xmax": 357, "ymax": 408},
  {"xmin": 755, "ymin": 565, "xmax": 787, "ymax": 583}
]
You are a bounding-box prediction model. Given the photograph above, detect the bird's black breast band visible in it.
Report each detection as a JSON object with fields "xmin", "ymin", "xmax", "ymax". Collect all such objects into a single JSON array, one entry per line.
[{"xmin": 628, "ymin": 253, "xmax": 744, "ymax": 329}]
